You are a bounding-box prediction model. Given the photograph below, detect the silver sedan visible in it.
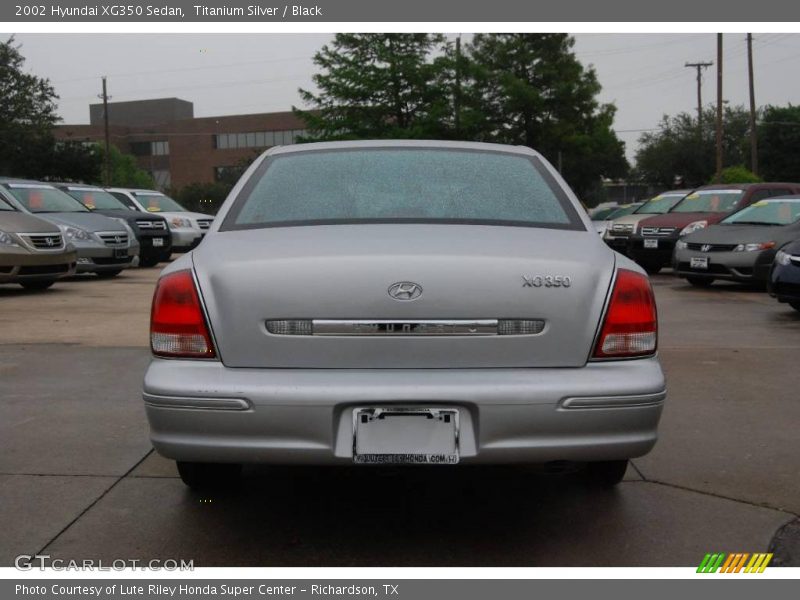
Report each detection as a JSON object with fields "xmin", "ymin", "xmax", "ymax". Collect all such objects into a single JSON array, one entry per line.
[{"xmin": 142, "ymin": 140, "xmax": 665, "ymax": 490}]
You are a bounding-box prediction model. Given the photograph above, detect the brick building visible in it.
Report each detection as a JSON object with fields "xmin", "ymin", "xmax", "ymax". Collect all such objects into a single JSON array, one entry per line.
[{"xmin": 55, "ymin": 98, "xmax": 310, "ymax": 190}]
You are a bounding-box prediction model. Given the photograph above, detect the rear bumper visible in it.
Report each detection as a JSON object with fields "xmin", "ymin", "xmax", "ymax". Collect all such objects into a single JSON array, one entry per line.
[{"xmin": 143, "ymin": 357, "xmax": 667, "ymax": 465}]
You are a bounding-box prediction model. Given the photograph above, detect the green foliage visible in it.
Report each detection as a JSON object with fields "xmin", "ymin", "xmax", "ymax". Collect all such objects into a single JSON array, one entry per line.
[
  {"xmin": 758, "ymin": 104, "xmax": 800, "ymax": 182},
  {"xmin": 170, "ymin": 182, "xmax": 230, "ymax": 214},
  {"xmin": 634, "ymin": 106, "xmax": 751, "ymax": 187},
  {"xmin": 0, "ymin": 36, "xmax": 60, "ymax": 179},
  {"xmin": 295, "ymin": 34, "xmax": 449, "ymax": 140},
  {"xmin": 710, "ymin": 165, "xmax": 762, "ymax": 184},
  {"xmin": 93, "ymin": 144, "xmax": 156, "ymax": 188}
]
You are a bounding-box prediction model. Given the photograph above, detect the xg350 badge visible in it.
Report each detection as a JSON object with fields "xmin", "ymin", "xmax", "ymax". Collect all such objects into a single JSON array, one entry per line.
[{"xmin": 522, "ymin": 275, "xmax": 572, "ymax": 288}]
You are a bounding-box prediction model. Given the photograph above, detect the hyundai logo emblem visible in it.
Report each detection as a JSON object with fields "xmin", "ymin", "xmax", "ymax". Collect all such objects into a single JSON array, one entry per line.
[{"xmin": 388, "ymin": 281, "xmax": 423, "ymax": 301}]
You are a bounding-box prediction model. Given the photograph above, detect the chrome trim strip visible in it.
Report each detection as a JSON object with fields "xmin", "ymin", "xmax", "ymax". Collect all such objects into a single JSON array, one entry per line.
[
  {"xmin": 560, "ymin": 391, "xmax": 666, "ymax": 410},
  {"xmin": 143, "ymin": 392, "xmax": 249, "ymax": 411},
  {"xmin": 313, "ymin": 319, "xmax": 498, "ymax": 336}
]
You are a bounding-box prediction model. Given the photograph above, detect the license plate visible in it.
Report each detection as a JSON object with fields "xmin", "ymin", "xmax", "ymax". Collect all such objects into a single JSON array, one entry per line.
[
  {"xmin": 114, "ymin": 248, "xmax": 128, "ymax": 259},
  {"xmin": 690, "ymin": 257, "xmax": 709, "ymax": 270},
  {"xmin": 152, "ymin": 237, "xmax": 164, "ymax": 247},
  {"xmin": 353, "ymin": 407, "xmax": 459, "ymax": 465},
  {"xmin": 644, "ymin": 238, "xmax": 659, "ymax": 249}
]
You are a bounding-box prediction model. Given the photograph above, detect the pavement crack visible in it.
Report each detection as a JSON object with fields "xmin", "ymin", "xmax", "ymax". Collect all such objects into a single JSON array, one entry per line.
[
  {"xmin": 32, "ymin": 449, "xmax": 154, "ymax": 557},
  {"xmin": 629, "ymin": 460, "xmax": 647, "ymax": 481}
]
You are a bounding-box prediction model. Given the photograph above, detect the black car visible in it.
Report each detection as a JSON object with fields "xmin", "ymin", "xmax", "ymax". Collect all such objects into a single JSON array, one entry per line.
[
  {"xmin": 768, "ymin": 239, "xmax": 800, "ymax": 312},
  {"xmin": 52, "ymin": 183, "xmax": 172, "ymax": 267}
]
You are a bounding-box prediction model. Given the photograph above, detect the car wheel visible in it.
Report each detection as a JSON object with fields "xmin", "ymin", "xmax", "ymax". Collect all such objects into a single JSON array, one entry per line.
[
  {"xmin": 176, "ymin": 461, "xmax": 242, "ymax": 490},
  {"xmin": 584, "ymin": 460, "xmax": 628, "ymax": 487},
  {"xmin": 139, "ymin": 257, "xmax": 160, "ymax": 268},
  {"xmin": 19, "ymin": 279, "xmax": 55, "ymax": 290},
  {"xmin": 641, "ymin": 263, "xmax": 662, "ymax": 275},
  {"xmin": 790, "ymin": 301, "xmax": 800, "ymax": 313},
  {"xmin": 96, "ymin": 269, "xmax": 123, "ymax": 279},
  {"xmin": 686, "ymin": 276, "xmax": 715, "ymax": 288}
]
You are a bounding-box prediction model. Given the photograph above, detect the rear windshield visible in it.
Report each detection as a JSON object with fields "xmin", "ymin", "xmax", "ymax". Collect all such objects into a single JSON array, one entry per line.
[
  {"xmin": 4, "ymin": 184, "xmax": 89, "ymax": 213},
  {"xmin": 223, "ymin": 149, "xmax": 581, "ymax": 230},
  {"xmin": 671, "ymin": 190, "xmax": 744, "ymax": 213},
  {"xmin": 65, "ymin": 188, "xmax": 128, "ymax": 211},
  {"xmin": 722, "ymin": 199, "xmax": 800, "ymax": 226},
  {"xmin": 134, "ymin": 192, "xmax": 186, "ymax": 213},
  {"xmin": 635, "ymin": 193, "xmax": 686, "ymax": 215}
]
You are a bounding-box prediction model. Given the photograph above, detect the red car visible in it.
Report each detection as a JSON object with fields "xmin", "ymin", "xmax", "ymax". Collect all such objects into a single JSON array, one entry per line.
[{"xmin": 628, "ymin": 183, "xmax": 800, "ymax": 273}]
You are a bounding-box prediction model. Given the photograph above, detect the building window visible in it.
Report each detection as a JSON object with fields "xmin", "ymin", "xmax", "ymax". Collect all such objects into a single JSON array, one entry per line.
[
  {"xmin": 130, "ymin": 141, "xmax": 151, "ymax": 156},
  {"xmin": 152, "ymin": 141, "xmax": 169, "ymax": 156},
  {"xmin": 150, "ymin": 170, "xmax": 171, "ymax": 190},
  {"xmin": 213, "ymin": 129, "xmax": 308, "ymax": 151},
  {"xmin": 130, "ymin": 140, "xmax": 169, "ymax": 156}
]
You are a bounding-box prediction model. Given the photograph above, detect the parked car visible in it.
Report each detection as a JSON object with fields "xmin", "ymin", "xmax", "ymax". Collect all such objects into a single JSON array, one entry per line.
[
  {"xmin": 768, "ymin": 239, "xmax": 800, "ymax": 312},
  {"xmin": 106, "ymin": 188, "xmax": 214, "ymax": 252},
  {"xmin": 52, "ymin": 184, "xmax": 172, "ymax": 268},
  {"xmin": 603, "ymin": 190, "xmax": 690, "ymax": 255},
  {"xmin": 591, "ymin": 202, "xmax": 643, "ymax": 235},
  {"xmin": 143, "ymin": 140, "xmax": 666, "ymax": 490},
  {"xmin": 0, "ymin": 193, "xmax": 77, "ymax": 290},
  {"xmin": 628, "ymin": 183, "xmax": 800, "ymax": 274},
  {"xmin": 673, "ymin": 196, "xmax": 800, "ymax": 287},
  {"xmin": 0, "ymin": 179, "xmax": 137, "ymax": 278}
]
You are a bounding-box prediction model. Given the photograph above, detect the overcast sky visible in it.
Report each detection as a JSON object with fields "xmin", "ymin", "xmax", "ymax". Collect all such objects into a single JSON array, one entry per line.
[{"xmin": 4, "ymin": 32, "xmax": 800, "ymax": 160}]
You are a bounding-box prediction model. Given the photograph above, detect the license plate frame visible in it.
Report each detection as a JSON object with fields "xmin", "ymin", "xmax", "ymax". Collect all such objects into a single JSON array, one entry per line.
[
  {"xmin": 352, "ymin": 407, "xmax": 460, "ymax": 465},
  {"xmin": 690, "ymin": 256, "xmax": 709, "ymax": 270},
  {"xmin": 643, "ymin": 238, "xmax": 659, "ymax": 249},
  {"xmin": 152, "ymin": 237, "xmax": 164, "ymax": 247},
  {"xmin": 114, "ymin": 248, "xmax": 128, "ymax": 259}
]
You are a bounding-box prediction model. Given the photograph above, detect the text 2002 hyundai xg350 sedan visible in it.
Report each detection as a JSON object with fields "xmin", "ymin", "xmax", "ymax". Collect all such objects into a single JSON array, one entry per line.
[{"xmin": 142, "ymin": 141, "xmax": 666, "ymax": 490}]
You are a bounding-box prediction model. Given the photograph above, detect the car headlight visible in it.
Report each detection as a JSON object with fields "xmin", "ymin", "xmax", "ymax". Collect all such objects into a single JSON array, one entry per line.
[
  {"xmin": 679, "ymin": 220, "xmax": 708, "ymax": 236},
  {"xmin": 0, "ymin": 229, "xmax": 19, "ymax": 247},
  {"xmin": 676, "ymin": 240, "xmax": 688, "ymax": 250},
  {"xmin": 775, "ymin": 250, "xmax": 793, "ymax": 265},
  {"xmin": 733, "ymin": 242, "xmax": 775, "ymax": 252},
  {"xmin": 169, "ymin": 217, "xmax": 192, "ymax": 229},
  {"xmin": 60, "ymin": 225, "xmax": 93, "ymax": 242}
]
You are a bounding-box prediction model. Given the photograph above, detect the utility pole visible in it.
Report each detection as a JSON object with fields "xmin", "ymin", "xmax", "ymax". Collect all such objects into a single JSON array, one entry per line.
[
  {"xmin": 454, "ymin": 35, "xmax": 461, "ymax": 138},
  {"xmin": 685, "ymin": 61, "xmax": 712, "ymax": 132},
  {"xmin": 100, "ymin": 76, "xmax": 111, "ymax": 186},
  {"xmin": 747, "ymin": 33, "xmax": 758, "ymax": 175},
  {"xmin": 715, "ymin": 34, "xmax": 724, "ymax": 179}
]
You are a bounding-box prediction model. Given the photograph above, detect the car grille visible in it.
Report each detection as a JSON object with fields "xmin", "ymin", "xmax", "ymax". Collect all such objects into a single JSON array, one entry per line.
[
  {"xmin": 611, "ymin": 223, "xmax": 634, "ymax": 233},
  {"xmin": 196, "ymin": 219, "xmax": 212, "ymax": 230},
  {"xmin": 640, "ymin": 227, "xmax": 677, "ymax": 237},
  {"xmin": 22, "ymin": 233, "xmax": 64, "ymax": 250},
  {"xmin": 686, "ymin": 243, "xmax": 738, "ymax": 252},
  {"xmin": 97, "ymin": 232, "xmax": 129, "ymax": 247},
  {"xmin": 136, "ymin": 220, "xmax": 167, "ymax": 230},
  {"xmin": 18, "ymin": 264, "xmax": 70, "ymax": 275}
]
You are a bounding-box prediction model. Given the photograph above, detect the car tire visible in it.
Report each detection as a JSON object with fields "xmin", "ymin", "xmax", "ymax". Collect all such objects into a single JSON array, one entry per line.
[
  {"xmin": 584, "ymin": 460, "xmax": 628, "ymax": 487},
  {"xmin": 96, "ymin": 269, "xmax": 123, "ymax": 279},
  {"xmin": 19, "ymin": 280, "xmax": 55, "ymax": 291},
  {"xmin": 790, "ymin": 301, "xmax": 800, "ymax": 313},
  {"xmin": 686, "ymin": 276, "xmax": 715, "ymax": 288},
  {"xmin": 139, "ymin": 256, "xmax": 160, "ymax": 268},
  {"xmin": 176, "ymin": 461, "xmax": 242, "ymax": 491},
  {"xmin": 641, "ymin": 263, "xmax": 662, "ymax": 275}
]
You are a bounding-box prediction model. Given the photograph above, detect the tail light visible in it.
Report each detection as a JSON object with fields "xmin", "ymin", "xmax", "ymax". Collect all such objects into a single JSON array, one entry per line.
[
  {"xmin": 593, "ymin": 269, "xmax": 657, "ymax": 359},
  {"xmin": 150, "ymin": 270, "xmax": 216, "ymax": 359}
]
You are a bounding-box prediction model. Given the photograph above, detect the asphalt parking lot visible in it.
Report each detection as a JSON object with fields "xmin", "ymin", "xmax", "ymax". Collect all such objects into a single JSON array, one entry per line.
[{"xmin": 1, "ymin": 268, "xmax": 799, "ymax": 567}]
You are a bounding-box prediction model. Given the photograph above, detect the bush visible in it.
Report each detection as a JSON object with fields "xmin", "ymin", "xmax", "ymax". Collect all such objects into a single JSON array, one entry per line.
[
  {"xmin": 170, "ymin": 182, "xmax": 231, "ymax": 214},
  {"xmin": 710, "ymin": 165, "xmax": 762, "ymax": 184}
]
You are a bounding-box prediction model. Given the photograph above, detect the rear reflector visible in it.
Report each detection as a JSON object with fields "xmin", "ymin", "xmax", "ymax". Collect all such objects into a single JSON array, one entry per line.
[
  {"xmin": 150, "ymin": 270, "xmax": 216, "ymax": 358},
  {"xmin": 593, "ymin": 269, "xmax": 657, "ymax": 359}
]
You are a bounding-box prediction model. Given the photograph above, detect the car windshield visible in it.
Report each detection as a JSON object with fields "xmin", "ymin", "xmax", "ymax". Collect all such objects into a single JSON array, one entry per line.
[
  {"xmin": 670, "ymin": 189, "xmax": 744, "ymax": 213},
  {"xmin": 225, "ymin": 148, "xmax": 580, "ymax": 230},
  {"xmin": 65, "ymin": 188, "xmax": 129, "ymax": 211},
  {"xmin": 590, "ymin": 206, "xmax": 618, "ymax": 220},
  {"xmin": 635, "ymin": 193, "xmax": 686, "ymax": 214},
  {"xmin": 721, "ymin": 199, "xmax": 800, "ymax": 226},
  {"xmin": 0, "ymin": 196, "xmax": 15, "ymax": 211},
  {"xmin": 5, "ymin": 184, "xmax": 89, "ymax": 213},
  {"xmin": 605, "ymin": 204, "xmax": 642, "ymax": 219},
  {"xmin": 134, "ymin": 192, "xmax": 186, "ymax": 212}
]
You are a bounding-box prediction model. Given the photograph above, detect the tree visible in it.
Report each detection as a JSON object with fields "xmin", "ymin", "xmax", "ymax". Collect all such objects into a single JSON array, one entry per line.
[
  {"xmin": 170, "ymin": 182, "xmax": 230, "ymax": 214},
  {"xmin": 0, "ymin": 36, "xmax": 60, "ymax": 179},
  {"xmin": 465, "ymin": 34, "xmax": 628, "ymax": 198},
  {"xmin": 634, "ymin": 105, "xmax": 751, "ymax": 187},
  {"xmin": 94, "ymin": 145, "xmax": 155, "ymax": 188},
  {"xmin": 758, "ymin": 105, "xmax": 800, "ymax": 182},
  {"xmin": 295, "ymin": 34, "xmax": 449, "ymax": 140},
  {"xmin": 712, "ymin": 165, "xmax": 762, "ymax": 184}
]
